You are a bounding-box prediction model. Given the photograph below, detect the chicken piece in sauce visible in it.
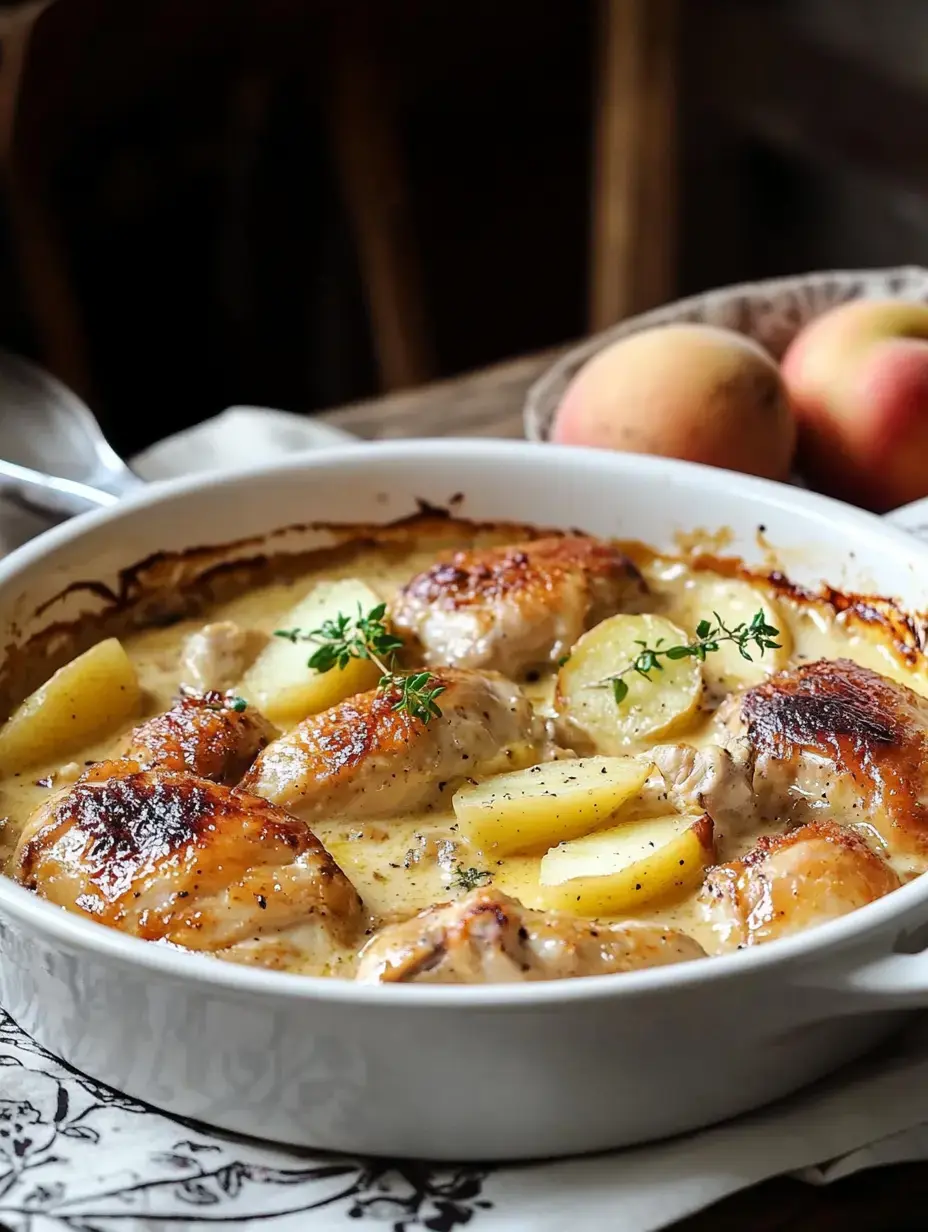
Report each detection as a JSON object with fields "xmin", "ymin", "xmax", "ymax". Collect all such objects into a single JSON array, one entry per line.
[
  {"xmin": 698, "ymin": 820, "xmax": 901, "ymax": 950},
  {"xmin": 179, "ymin": 620, "xmax": 265, "ymax": 693},
  {"xmin": 392, "ymin": 535, "xmax": 647, "ymax": 678},
  {"xmin": 242, "ymin": 667, "xmax": 546, "ymax": 821},
  {"xmin": 126, "ymin": 690, "xmax": 277, "ymax": 786},
  {"xmin": 723, "ymin": 657, "xmax": 928, "ymax": 871},
  {"xmin": 12, "ymin": 761, "xmax": 363, "ymax": 965},
  {"xmin": 649, "ymin": 743, "xmax": 757, "ymax": 842},
  {"xmin": 356, "ymin": 888, "xmax": 706, "ymax": 983}
]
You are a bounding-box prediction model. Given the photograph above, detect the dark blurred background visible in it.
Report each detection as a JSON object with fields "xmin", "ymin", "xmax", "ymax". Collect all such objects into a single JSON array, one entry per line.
[{"xmin": 1, "ymin": 0, "xmax": 926, "ymax": 456}]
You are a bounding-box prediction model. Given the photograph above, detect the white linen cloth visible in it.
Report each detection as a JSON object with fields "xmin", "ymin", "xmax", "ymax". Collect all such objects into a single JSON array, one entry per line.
[{"xmin": 2, "ymin": 405, "xmax": 928, "ymax": 1232}]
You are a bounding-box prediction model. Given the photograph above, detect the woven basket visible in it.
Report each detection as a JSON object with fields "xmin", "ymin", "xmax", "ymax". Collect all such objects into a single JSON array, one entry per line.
[{"xmin": 523, "ymin": 266, "xmax": 928, "ymax": 442}]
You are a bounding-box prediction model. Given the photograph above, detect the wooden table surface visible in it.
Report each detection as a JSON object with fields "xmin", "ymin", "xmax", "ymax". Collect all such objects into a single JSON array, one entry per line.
[
  {"xmin": 324, "ymin": 348, "xmax": 557, "ymax": 440},
  {"xmin": 322, "ymin": 353, "xmax": 924, "ymax": 1231}
]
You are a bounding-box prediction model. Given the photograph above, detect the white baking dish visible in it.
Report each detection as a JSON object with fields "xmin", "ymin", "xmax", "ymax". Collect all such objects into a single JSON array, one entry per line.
[{"xmin": 2, "ymin": 438, "xmax": 928, "ymax": 1163}]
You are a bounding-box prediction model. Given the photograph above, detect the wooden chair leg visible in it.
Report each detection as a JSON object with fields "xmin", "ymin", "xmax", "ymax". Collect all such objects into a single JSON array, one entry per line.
[
  {"xmin": 0, "ymin": 2, "xmax": 92, "ymax": 399},
  {"xmin": 326, "ymin": 11, "xmax": 435, "ymax": 393},
  {"xmin": 589, "ymin": 0, "xmax": 679, "ymax": 331}
]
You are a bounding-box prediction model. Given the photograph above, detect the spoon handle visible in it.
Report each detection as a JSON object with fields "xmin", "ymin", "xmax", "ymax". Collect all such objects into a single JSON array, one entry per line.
[
  {"xmin": 0, "ymin": 347, "xmax": 146, "ymax": 520},
  {"xmin": 0, "ymin": 457, "xmax": 123, "ymax": 517}
]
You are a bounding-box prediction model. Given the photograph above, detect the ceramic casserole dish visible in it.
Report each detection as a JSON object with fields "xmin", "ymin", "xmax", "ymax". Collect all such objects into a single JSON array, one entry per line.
[{"xmin": 2, "ymin": 439, "xmax": 928, "ymax": 1162}]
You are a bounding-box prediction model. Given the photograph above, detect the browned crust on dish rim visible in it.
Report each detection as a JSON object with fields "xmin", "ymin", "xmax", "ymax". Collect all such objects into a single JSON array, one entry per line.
[
  {"xmin": 1, "ymin": 512, "xmax": 925, "ymax": 720},
  {"xmin": 624, "ymin": 540, "xmax": 928, "ymax": 669}
]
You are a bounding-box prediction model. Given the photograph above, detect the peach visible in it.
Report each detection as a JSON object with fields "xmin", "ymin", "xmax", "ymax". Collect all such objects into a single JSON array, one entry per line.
[
  {"xmin": 782, "ymin": 298, "xmax": 928, "ymax": 512},
  {"xmin": 551, "ymin": 324, "xmax": 796, "ymax": 482}
]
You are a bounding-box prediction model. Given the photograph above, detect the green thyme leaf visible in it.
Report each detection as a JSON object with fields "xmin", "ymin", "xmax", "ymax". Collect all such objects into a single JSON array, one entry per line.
[
  {"xmin": 275, "ymin": 604, "xmax": 445, "ymax": 724},
  {"xmin": 450, "ymin": 864, "xmax": 493, "ymax": 892},
  {"xmin": 593, "ymin": 609, "xmax": 782, "ymax": 708}
]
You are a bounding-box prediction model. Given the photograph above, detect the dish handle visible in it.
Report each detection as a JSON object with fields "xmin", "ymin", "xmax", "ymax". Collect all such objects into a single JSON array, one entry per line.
[{"xmin": 802, "ymin": 931, "xmax": 928, "ymax": 1012}]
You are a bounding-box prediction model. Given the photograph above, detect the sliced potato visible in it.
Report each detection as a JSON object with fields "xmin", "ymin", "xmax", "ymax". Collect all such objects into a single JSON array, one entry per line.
[
  {"xmin": 556, "ymin": 614, "xmax": 702, "ymax": 752},
  {"xmin": 683, "ymin": 578, "xmax": 790, "ymax": 691},
  {"xmin": 238, "ymin": 579, "xmax": 383, "ymax": 725},
  {"xmin": 451, "ymin": 755, "xmax": 652, "ymax": 856},
  {"xmin": 492, "ymin": 854, "xmax": 550, "ymax": 910},
  {"xmin": 832, "ymin": 629, "xmax": 928, "ymax": 698},
  {"xmin": 538, "ymin": 813, "xmax": 715, "ymax": 917},
  {"xmin": 0, "ymin": 638, "xmax": 140, "ymax": 774}
]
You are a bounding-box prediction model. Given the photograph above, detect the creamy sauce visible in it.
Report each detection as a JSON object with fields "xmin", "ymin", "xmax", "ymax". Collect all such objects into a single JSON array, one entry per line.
[{"xmin": 2, "ymin": 529, "xmax": 926, "ymax": 974}]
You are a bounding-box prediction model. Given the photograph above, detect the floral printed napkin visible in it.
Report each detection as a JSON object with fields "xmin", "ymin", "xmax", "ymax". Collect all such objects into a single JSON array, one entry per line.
[{"xmin": 4, "ymin": 1006, "xmax": 928, "ymax": 1232}]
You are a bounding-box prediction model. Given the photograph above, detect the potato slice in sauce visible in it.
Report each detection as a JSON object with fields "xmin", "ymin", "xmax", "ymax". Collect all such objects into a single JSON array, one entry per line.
[
  {"xmin": 238, "ymin": 578, "xmax": 383, "ymax": 725},
  {"xmin": 452, "ymin": 756, "xmax": 652, "ymax": 856},
  {"xmin": 539, "ymin": 813, "xmax": 715, "ymax": 916},
  {"xmin": 556, "ymin": 614, "xmax": 702, "ymax": 751},
  {"xmin": 492, "ymin": 854, "xmax": 553, "ymax": 910},
  {"xmin": 682, "ymin": 578, "xmax": 789, "ymax": 692},
  {"xmin": 0, "ymin": 638, "xmax": 140, "ymax": 774}
]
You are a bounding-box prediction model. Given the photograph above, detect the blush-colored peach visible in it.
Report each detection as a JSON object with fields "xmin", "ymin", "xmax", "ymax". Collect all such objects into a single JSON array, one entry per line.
[
  {"xmin": 552, "ymin": 324, "xmax": 795, "ymax": 482},
  {"xmin": 782, "ymin": 299, "xmax": 928, "ymax": 511}
]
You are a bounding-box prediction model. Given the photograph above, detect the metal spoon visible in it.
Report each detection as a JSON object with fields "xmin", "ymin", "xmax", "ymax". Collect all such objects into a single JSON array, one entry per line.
[{"xmin": 0, "ymin": 350, "xmax": 143, "ymax": 519}]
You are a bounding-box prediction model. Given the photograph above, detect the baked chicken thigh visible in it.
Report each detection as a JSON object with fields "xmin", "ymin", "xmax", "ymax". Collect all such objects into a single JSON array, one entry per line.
[
  {"xmin": 356, "ymin": 888, "xmax": 705, "ymax": 983},
  {"xmin": 392, "ymin": 535, "xmax": 646, "ymax": 678},
  {"xmin": 12, "ymin": 761, "xmax": 363, "ymax": 965},
  {"xmin": 242, "ymin": 668, "xmax": 545, "ymax": 820},
  {"xmin": 723, "ymin": 657, "xmax": 928, "ymax": 870},
  {"xmin": 698, "ymin": 819, "xmax": 901, "ymax": 949},
  {"xmin": 127, "ymin": 690, "xmax": 276, "ymax": 786}
]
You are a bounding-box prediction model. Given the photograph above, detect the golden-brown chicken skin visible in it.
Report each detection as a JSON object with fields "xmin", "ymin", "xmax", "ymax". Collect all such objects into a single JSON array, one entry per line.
[
  {"xmin": 356, "ymin": 888, "xmax": 706, "ymax": 983},
  {"xmin": 241, "ymin": 667, "xmax": 545, "ymax": 821},
  {"xmin": 698, "ymin": 820, "xmax": 901, "ymax": 950},
  {"xmin": 126, "ymin": 691, "xmax": 277, "ymax": 786},
  {"xmin": 725, "ymin": 657, "xmax": 928, "ymax": 870},
  {"xmin": 391, "ymin": 535, "xmax": 647, "ymax": 678},
  {"xmin": 11, "ymin": 761, "xmax": 363, "ymax": 964}
]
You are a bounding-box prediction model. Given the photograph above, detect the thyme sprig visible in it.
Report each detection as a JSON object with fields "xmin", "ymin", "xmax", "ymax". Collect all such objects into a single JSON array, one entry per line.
[
  {"xmin": 391, "ymin": 670, "xmax": 447, "ymax": 723},
  {"xmin": 275, "ymin": 603, "xmax": 446, "ymax": 724},
  {"xmin": 278, "ymin": 603, "xmax": 404, "ymax": 674},
  {"xmin": 450, "ymin": 864, "xmax": 493, "ymax": 892},
  {"xmin": 598, "ymin": 609, "xmax": 782, "ymax": 705}
]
